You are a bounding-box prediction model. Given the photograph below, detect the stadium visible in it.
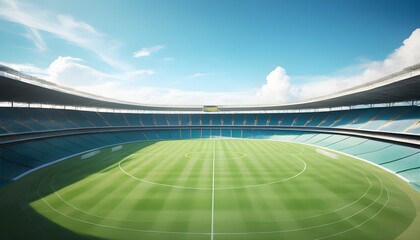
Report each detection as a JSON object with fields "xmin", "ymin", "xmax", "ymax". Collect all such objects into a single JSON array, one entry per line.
[{"xmin": 0, "ymin": 63, "xmax": 419, "ymax": 240}]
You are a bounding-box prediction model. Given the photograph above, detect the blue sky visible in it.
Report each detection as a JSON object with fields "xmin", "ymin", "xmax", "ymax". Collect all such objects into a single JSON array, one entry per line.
[{"xmin": 0, "ymin": 0, "xmax": 419, "ymax": 105}]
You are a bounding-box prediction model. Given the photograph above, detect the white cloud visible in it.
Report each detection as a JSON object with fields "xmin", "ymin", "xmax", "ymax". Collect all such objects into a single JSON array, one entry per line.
[
  {"xmin": 108, "ymin": 27, "xmax": 418, "ymax": 105},
  {"xmin": 0, "ymin": 56, "xmax": 154, "ymax": 89},
  {"xmin": 46, "ymin": 56, "xmax": 111, "ymax": 86},
  {"xmin": 0, "ymin": 0, "xmax": 126, "ymax": 69},
  {"xmin": 122, "ymin": 69, "xmax": 155, "ymax": 80},
  {"xmin": 133, "ymin": 45, "xmax": 165, "ymax": 58},
  {"xmin": 44, "ymin": 56, "xmax": 155, "ymax": 86},
  {"xmin": 57, "ymin": 15, "xmax": 98, "ymax": 35},
  {"xmin": 256, "ymin": 28, "xmax": 420, "ymax": 103},
  {"xmin": 0, "ymin": 61, "xmax": 48, "ymax": 79},
  {"xmin": 75, "ymin": 85, "xmax": 253, "ymax": 106},
  {"xmin": 255, "ymin": 66, "xmax": 291, "ymax": 103},
  {"xmin": 44, "ymin": 59, "xmax": 250, "ymax": 105},
  {"xmin": 139, "ymin": 89, "xmax": 253, "ymax": 105},
  {"xmin": 24, "ymin": 27, "xmax": 47, "ymax": 52},
  {"xmin": 2, "ymin": 56, "xmax": 253, "ymax": 105},
  {"xmin": 187, "ymin": 73, "xmax": 210, "ymax": 79},
  {"xmin": 381, "ymin": 28, "xmax": 420, "ymax": 71},
  {"xmin": 2, "ymin": 27, "xmax": 419, "ymax": 106}
]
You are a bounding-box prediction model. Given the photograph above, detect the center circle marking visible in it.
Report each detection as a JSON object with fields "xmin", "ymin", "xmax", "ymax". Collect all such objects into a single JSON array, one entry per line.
[{"xmin": 118, "ymin": 152, "xmax": 307, "ymax": 190}]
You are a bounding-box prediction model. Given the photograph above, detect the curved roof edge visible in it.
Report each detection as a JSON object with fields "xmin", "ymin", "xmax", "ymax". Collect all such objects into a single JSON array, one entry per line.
[{"xmin": 1, "ymin": 63, "xmax": 419, "ymax": 112}]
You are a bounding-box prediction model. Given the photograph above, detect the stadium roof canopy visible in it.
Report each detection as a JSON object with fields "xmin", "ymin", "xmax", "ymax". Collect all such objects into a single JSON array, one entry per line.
[{"xmin": 0, "ymin": 64, "xmax": 419, "ymax": 112}]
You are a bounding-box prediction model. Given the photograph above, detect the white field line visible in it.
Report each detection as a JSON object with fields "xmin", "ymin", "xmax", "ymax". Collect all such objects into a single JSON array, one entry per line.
[
  {"xmin": 48, "ymin": 179, "xmax": 147, "ymax": 222},
  {"xmin": 49, "ymin": 182, "xmax": 107, "ymax": 220},
  {"xmin": 37, "ymin": 139, "xmax": 389, "ymax": 238},
  {"xmin": 13, "ymin": 139, "xmax": 152, "ymax": 181},
  {"xmin": 118, "ymin": 158, "xmax": 209, "ymax": 190},
  {"xmin": 36, "ymin": 176, "xmax": 208, "ymax": 235},
  {"xmin": 49, "ymin": 151, "xmax": 374, "ymax": 225},
  {"xmin": 40, "ymin": 157, "xmax": 388, "ymax": 238},
  {"xmin": 284, "ymin": 157, "xmax": 374, "ymax": 222},
  {"xmin": 211, "ymin": 139, "xmax": 216, "ymax": 240},
  {"xmin": 237, "ymin": 137, "xmax": 412, "ymax": 183},
  {"xmin": 49, "ymin": 150, "xmax": 374, "ymax": 225},
  {"xmin": 119, "ymin": 151, "xmax": 307, "ymax": 190},
  {"xmin": 313, "ymin": 174, "xmax": 390, "ymax": 240},
  {"xmin": 217, "ymin": 171, "xmax": 389, "ymax": 235},
  {"xmin": 13, "ymin": 136, "xmax": 412, "ymax": 187},
  {"xmin": 39, "ymin": 196, "xmax": 210, "ymax": 235}
]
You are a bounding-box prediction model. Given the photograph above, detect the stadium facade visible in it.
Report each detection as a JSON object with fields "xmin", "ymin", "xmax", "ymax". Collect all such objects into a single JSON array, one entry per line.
[{"xmin": 0, "ymin": 63, "xmax": 419, "ymax": 190}]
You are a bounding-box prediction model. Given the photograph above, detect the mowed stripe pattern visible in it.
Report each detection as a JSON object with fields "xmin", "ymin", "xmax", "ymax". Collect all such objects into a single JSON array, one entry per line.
[{"xmin": 0, "ymin": 139, "xmax": 417, "ymax": 240}]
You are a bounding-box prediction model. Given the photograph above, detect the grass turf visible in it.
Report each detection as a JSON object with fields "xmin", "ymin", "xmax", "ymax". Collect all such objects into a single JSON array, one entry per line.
[{"xmin": 0, "ymin": 139, "xmax": 419, "ymax": 240}]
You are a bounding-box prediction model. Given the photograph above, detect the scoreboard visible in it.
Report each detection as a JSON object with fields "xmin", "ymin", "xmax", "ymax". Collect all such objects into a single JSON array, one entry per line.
[{"xmin": 203, "ymin": 105, "xmax": 219, "ymax": 112}]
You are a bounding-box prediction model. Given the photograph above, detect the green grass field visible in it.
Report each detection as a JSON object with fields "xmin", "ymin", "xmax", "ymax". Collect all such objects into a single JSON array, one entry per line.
[{"xmin": 0, "ymin": 139, "xmax": 419, "ymax": 240}]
